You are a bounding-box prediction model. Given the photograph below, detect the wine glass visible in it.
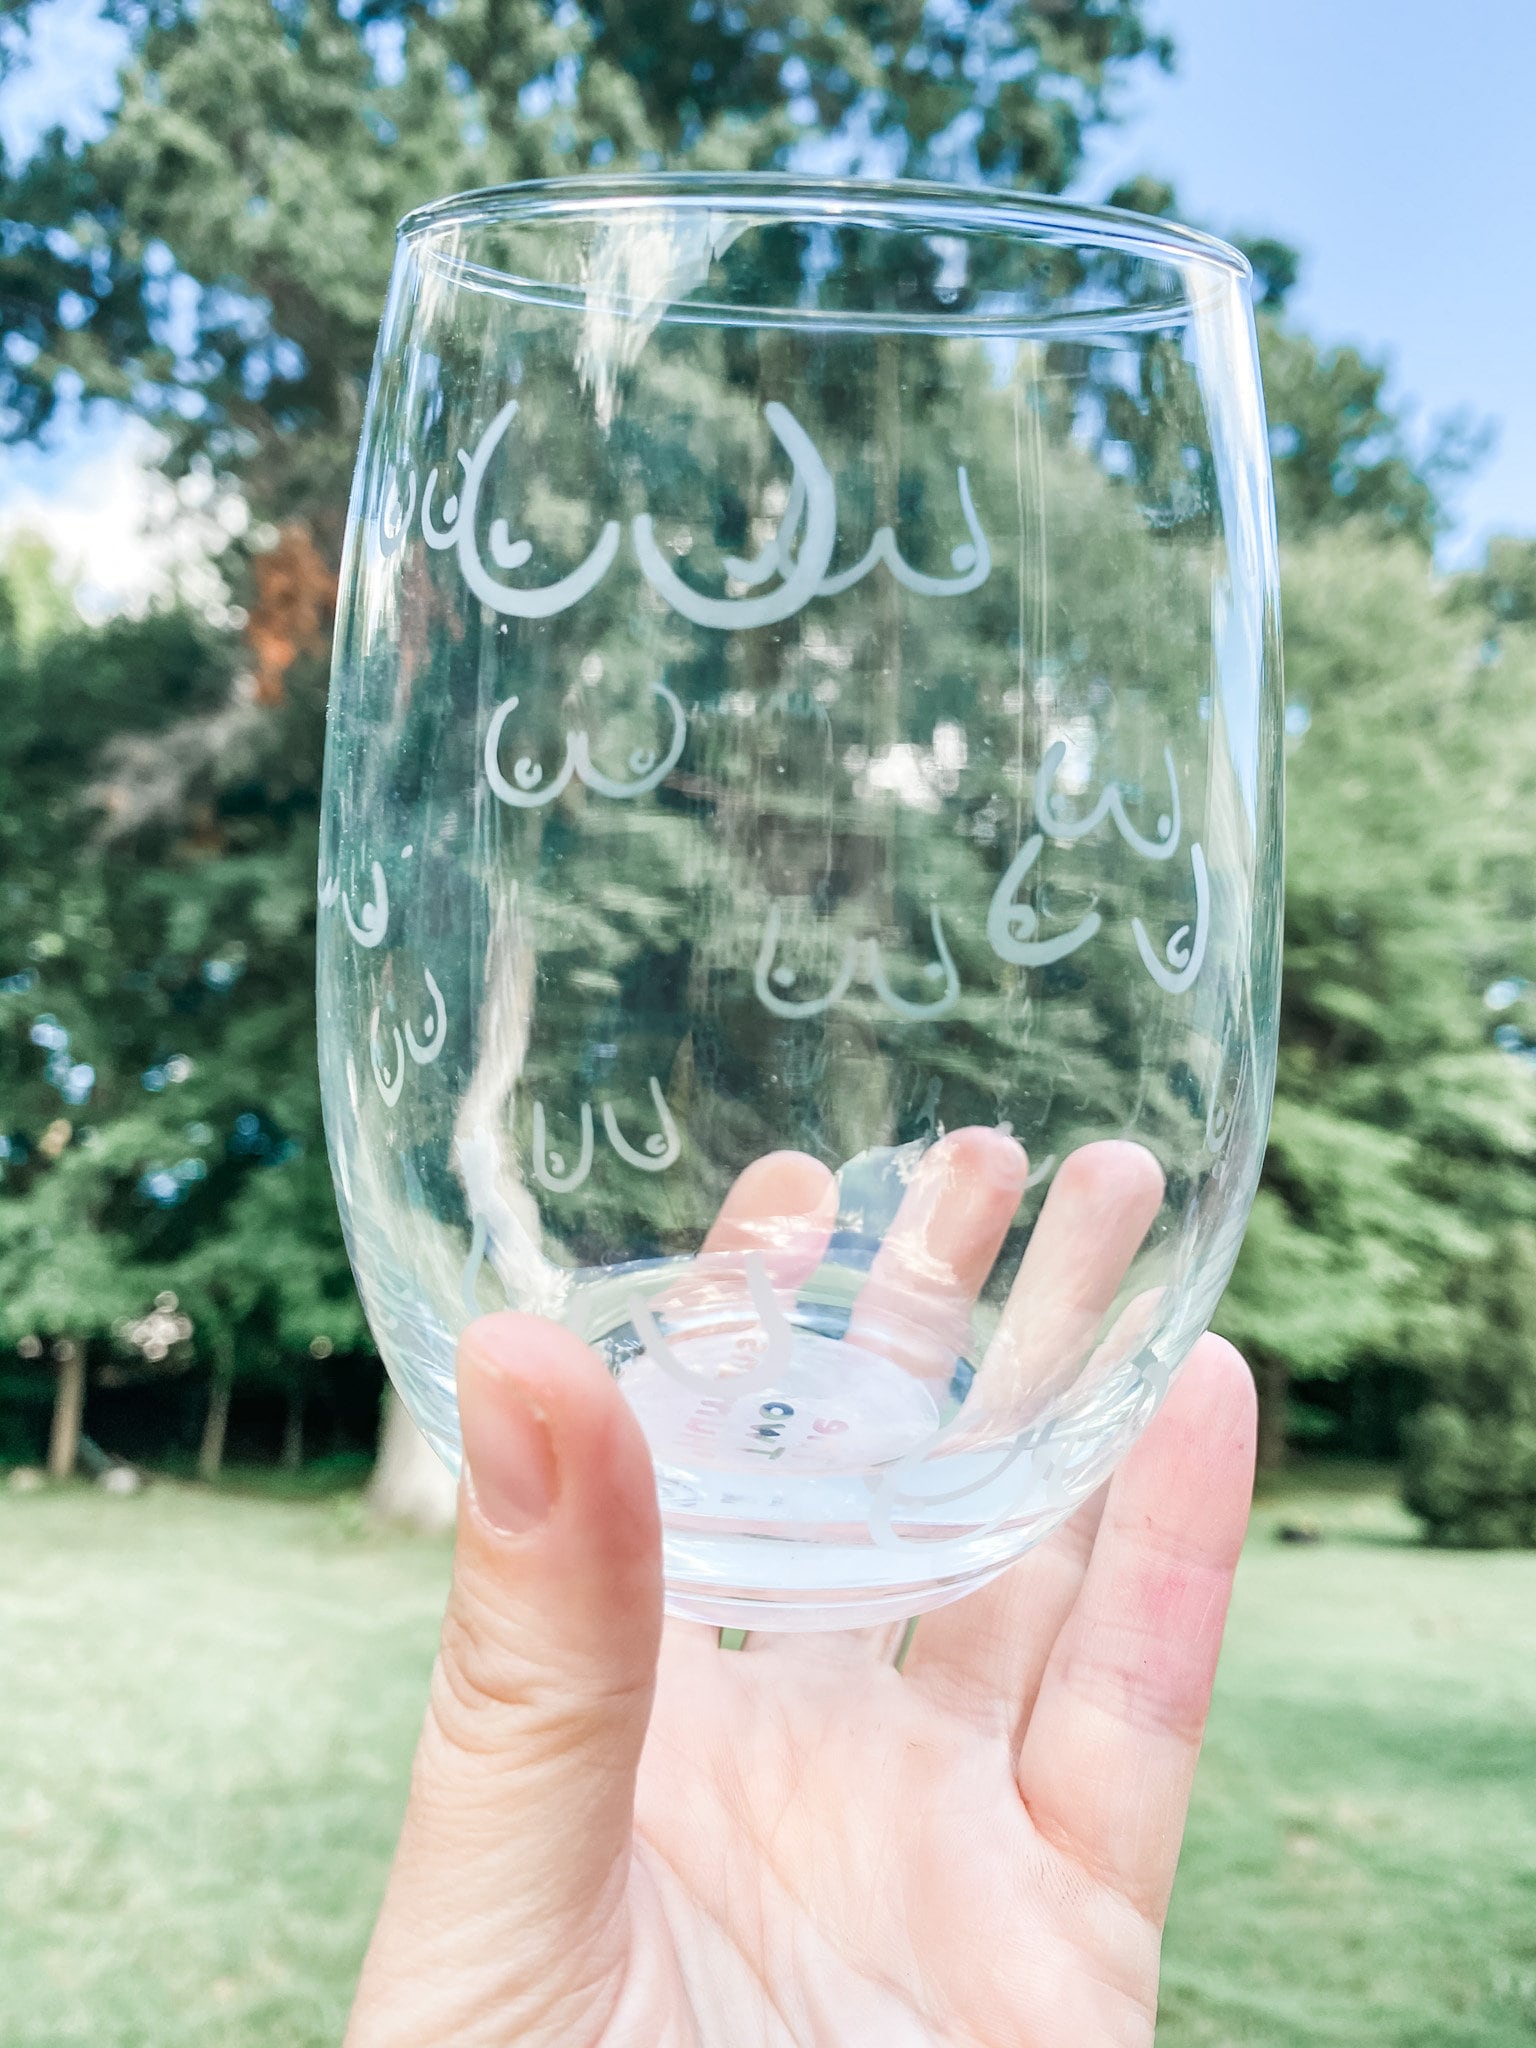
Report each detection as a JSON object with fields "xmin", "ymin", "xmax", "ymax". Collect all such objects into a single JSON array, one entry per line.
[{"xmin": 318, "ymin": 174, "xmax": 1282, "ymax": 1630}]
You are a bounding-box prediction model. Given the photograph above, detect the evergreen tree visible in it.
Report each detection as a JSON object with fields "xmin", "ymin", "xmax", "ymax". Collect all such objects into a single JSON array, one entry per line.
[
  {"xmin": 5, "ymin": 2, "xmax": 1532, "ymax": 1524},
  {"xmin": 2, "ymin": 0, "xmax": 1170, "ymax": 528},
  {"xmin": 0, "ymin": 0, "xmax": 1173, "ymax": 1476}
]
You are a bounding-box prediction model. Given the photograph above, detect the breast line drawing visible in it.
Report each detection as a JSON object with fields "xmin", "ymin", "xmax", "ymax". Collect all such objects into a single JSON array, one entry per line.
[
  {"xmin": 368, "ymin": 963, "xmax": 449, "ymax": 1107},
  {"xmin": 317, "ymin": 859, "xmax": 388, "ymax": 948},
  {"xmin": 981, "ymin": 742, "xmax": 1209, "ymax": 993},
  {"xmin": 866, "ymin": 1392, "xmax": 1138, "ymax": 1552},
  {"xmin": 1132, "ymin": 841, "xmax": 1210, "ymax": 995},
  {"xmin": 1036, "ymin": 739, "xmax": 1182, "ymax": 860},
  {"xmin": 374, "ymin": 399, "xmax": 992, "ymax": 628},
  {"xmin": 628, "ymin": 1251, "xmax": 795, "ymax": 1396},
  {"xmin": 533, "ymin": 1075, "xmax": 681, "ymax": 1193},
  {"xmin": 754, "ymin": 903, "xmax": 960, "ymax": 1021},
  {"xmin": 483, "ymin": 679, "xmax": 688, "ymax": 809},
  {"xmin": 986, "ymin": 837, "xmax": 1102, "ymax": 967}
]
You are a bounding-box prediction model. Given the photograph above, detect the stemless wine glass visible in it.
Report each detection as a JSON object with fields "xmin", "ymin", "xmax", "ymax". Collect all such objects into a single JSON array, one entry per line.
[{"xmin": 318, "ymin": 174, "xmax": 1282, "ymax": 1631}]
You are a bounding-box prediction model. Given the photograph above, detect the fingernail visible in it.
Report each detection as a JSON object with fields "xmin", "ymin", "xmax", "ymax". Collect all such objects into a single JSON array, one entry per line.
[
  {"xmin": 940, "ymin": 1124, "xmax": 1029, "ymax": 1190},
  {"xmin": 977, "ymin": 1126, "xmax": 1030, "ymax": 1187},
  {"xmin": 461, "ymin": 1365, "xmax": 559, "ymax": 1535}
]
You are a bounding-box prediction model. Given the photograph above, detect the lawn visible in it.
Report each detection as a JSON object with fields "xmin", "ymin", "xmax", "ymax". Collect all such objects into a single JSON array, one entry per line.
[{"xmin": 2, "ymin": 1468, "xmax": 1534, "ymax": 2047}]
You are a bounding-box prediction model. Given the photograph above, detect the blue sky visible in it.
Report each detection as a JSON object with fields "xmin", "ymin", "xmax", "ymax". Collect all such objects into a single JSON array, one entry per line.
[
  {"xmin": 1076, "ymin": 0, "xmax": 1536, "ymax": 565},
  {"xmin": 1, "ymin": 0, "xmax": 1531, "ymax": 568}
]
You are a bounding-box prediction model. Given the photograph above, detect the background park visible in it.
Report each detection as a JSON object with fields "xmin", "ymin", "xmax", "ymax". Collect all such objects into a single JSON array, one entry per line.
[{"xmin": 2, "ymin": 2, "xmax": 1535, "ymax": 2043}]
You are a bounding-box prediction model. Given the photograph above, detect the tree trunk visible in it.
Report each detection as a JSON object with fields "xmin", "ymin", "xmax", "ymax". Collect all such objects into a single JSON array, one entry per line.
[
  {"xmin": 47, "ymin": 1341, "xmax": 86, "ymax": 1481},
  {"xmin": 1254, "ymin": 1352, "xmax": 1290, "ymax": 1473},
  {"xmin": 198, "ymin": 1357, "xmax": 235, "ymax": 1483},
  {"xmin": 280, "ymin": 1386, "xmax": 305, "ymax": 1474},
  {"xmin": 366, "ymin": 1384, "xmax": 457, "ymax": 1532}
]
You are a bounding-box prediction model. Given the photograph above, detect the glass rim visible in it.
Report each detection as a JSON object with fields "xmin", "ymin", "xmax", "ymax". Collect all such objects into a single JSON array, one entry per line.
[{"xmin": 397, "ymin": 171, "xmax": 1252, "ymax": 284}]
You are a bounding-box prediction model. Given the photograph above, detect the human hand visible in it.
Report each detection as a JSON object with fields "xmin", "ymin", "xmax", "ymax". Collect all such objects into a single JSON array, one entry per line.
[{"xmin": 346, "ymin": 1133, "xmax": 1257, "ymax": 2048}]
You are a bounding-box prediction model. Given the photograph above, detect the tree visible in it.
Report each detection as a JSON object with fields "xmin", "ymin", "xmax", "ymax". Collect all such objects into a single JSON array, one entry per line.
[
  {"xmin": 0, "ymin": 538, "xmax": 370, "ymax": 1478},
  {"xmin": 0, "ymin": 1, "xmax": 1174, "ymax": 1503},
  {"xmin": 1402, "ymin": 1227, "xmax": 1536, "ymax": 1547},
  {"xmin": 1214, "ymin": 527, "xmax": 1536, "ymax": 1465},
  {"xmin": 7, "ymin": 1, "xmax": 1527, "ymax": 1515},
  {"xmin": 1110, "ymin": 181, "xmax": 1489, "ymax": 555},
  {"xmin": 2, "ymin": 0, "xmax": 1171, "ymax": 528},
  {"xmin": 1102, "ymin": 186, "xmax": 1528, "ymax": 1471}
]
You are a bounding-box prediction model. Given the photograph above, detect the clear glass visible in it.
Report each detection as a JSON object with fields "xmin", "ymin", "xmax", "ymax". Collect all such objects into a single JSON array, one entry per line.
[{"xmin": 318, "ymin": 174, "xmax": 1282, "ymax": 1630}]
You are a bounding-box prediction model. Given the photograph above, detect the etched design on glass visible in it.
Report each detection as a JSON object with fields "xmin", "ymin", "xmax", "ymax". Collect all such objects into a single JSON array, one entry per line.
[
  {"xmin": 387, "ymin": 400, "xmax": 991, "ymax": 629},
  {"xmin": 365, "ymin": 966, "xmax": 447, "ymax": 1107},
  {"xmin": 754, "ymin": 904, "xmax": 959, "ymax": 1021},
  {"xmin": 867, "ymin": 1400, "xmax": 1121, "ymax": 1553},
  {"xmin": 341, "ymin": 860, "xmax": 389, "ymax": 949},
  {"xmin": 817, "ymin": 466, "xmax": 991, "ymax": 598},
  {"xmin": 533, "ymin": 1078, "xmax": 684, "ymax": 1191},
  {"xmin": 985, "ymin": 835, "xmax": 1102, "ymax": 967},
  {"xmin": 404, "ymin": 967, "xmax": 448, "ymax": 1065},
  {"xmin": 633, "ymin": 402, "xmax": 838, "ymax": 630},
  {"xmin": 864, "ymin": 1390, "xmax": 1033, "ymax": 1551},
  {"xmin": 454, "ymin": 400, "xmax": 623, "ymax": 618},
  {"xmin": 1036, "ymin": 741, "xmax": 1182, "ymax": 861},
  {"xmin": 1133, "ymin": 843, "xmax": 1210, "ymax": 994},
  {"xmin": 369, "ymin": 1008, "xmax": 406, "ymax": 1108},
  {"xmin": 628, "ymin": 1253, "xmax": 794, "ymax": 1396},
  {"xmin": 726, "ymin": 460, "xmax": 991, "ymax": 601},
  {"xmin": 1206, "ymin": 1089, "xmax": 1232, "ymax": 1154},
  {"xmin": 377, "ymin": 469, "xmax": 417, "ymax": 560},
  {"xmin": 483, "ymin": 681, "xmax": 687, "ymax": 809},
  {"xmin": 420, "ymin": 454, "xmax": 469, "ymax": 549},
  {"xmin": 601, "ymin": 1076, "xmax": 681, "ymax": 1172},
  {"xmin": 317, "ymin": 872, "xmax": 340, "ymax": 909},
  {"xmin": 532, "ymin": 1098, "xmax": 595, "ymax": 1193}
]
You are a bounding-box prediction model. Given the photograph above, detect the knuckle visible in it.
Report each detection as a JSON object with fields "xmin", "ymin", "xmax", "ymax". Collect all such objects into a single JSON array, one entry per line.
[{"xmin": 426, "ymin": 1598, "xmax": 651, "ymax": 1766}]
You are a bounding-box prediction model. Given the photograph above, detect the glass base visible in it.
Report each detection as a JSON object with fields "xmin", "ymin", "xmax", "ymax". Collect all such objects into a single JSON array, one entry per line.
[
  {"xmin": 363, "ymin": 1250, "xmax": 1153, "ymax": 1632},
  {"xmin": 661, "ymin": 1556, "xmax": 1015, "ymax": 1632},
  {"xmin": 621, "ymin": 1323, "xmax": 950, "ymax": 1479},
  {"xmin": 590, "ymin": 1272, "xmax": 1080, "ymax": 1629}
]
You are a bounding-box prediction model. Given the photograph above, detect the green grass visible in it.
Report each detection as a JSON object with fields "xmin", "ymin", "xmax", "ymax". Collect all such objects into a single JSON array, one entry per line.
[
  {"xmin": 2, "ymin": 1469, "xmax": 1534, "ymax": 2046},
  {"xmin": 0, "ymin": 1485, "xmax": 449, "ymax": 2048},
  {"xmin": 1162, "ymin": 1469, "xmax": 1536, "ymax": 2048}
]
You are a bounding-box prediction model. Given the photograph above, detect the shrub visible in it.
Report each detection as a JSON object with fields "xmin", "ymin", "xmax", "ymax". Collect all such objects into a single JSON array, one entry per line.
[{"xmin": 1402, "ymin": 1229, "xmax": 1536, "ymax": 1546}]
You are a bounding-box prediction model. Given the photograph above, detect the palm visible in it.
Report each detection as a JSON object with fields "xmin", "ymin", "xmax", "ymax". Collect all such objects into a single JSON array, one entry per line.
[
  {"xmin": 617, "ymin": 1335, "xmax": 1250, "ymax": 2048},
  {"xmin": 634, "ymin": 1583, "xmax": 1141, "ymax": 2043}
]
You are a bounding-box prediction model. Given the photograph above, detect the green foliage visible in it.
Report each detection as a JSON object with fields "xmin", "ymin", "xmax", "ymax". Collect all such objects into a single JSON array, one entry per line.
[
  {"xmin": 1215, "ymin": 529, "xmax": 1536, "ymax": 1478},
  {"xmin": 1452, "ymin": 533, "xmax": 1536, "ymax": 630},
  {"xmin": 1401, "ymin": 1229, "xmax": 1536, "ymax": 1547},
  {"xmin": 1108, "ymin": 182, "xmax": 1476, "ymax": 549},
  {"xmin": 0, "ymin": 0, "xmax": 1173, "ymax": 1448},
  {"xmin": 1257, "ymin": 323, "xmax": 1488, "ymax": 551},
  {"xmin": 2, "ymin": 0, "xmax": 1532, "ymax": 1525},
  {"xmin": 0, "ymin": 531, "xmax": 75, "ymax": 651},
  {"xmin": 0, "ymin": 557, "xmax": 368, "ymax": 1420},
  {"xmin": 2, "ymin": 0, "xmax": 1169, "ymax": 522}
]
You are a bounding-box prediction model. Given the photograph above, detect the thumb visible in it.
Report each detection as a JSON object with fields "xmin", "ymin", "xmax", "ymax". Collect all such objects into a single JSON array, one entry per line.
[{"xmin": 348, "ymin": 1314, "xmax": 664, "ymax": 2047}]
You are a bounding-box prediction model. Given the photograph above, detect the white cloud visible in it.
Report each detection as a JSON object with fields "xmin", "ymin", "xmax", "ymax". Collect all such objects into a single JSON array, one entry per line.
[
  {"xmin": 0, "ymin": 418, "xmax": 249, "ymax": 628},
  {"xmin": 0, "ymin": 0, "xmax": 128, "ymax": 161}
]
